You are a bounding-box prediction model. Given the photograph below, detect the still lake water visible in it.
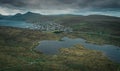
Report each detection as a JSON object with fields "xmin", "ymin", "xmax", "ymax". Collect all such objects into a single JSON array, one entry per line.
[
  {"xmin": 0, "ymin": 20, "xmax": 35, "ymax": 29},
  {"xmin": 35, "ymin": 37, "xmax": 120, "ymax": 63},
  {"xmin": 0, "ymin": 20, "xmax": 120, "ymax": 63}
]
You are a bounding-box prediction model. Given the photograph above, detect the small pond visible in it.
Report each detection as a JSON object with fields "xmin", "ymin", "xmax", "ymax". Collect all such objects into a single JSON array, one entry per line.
[{"xmin": 35, "ymin": 37, "xmax": 120, "ymax": 63}]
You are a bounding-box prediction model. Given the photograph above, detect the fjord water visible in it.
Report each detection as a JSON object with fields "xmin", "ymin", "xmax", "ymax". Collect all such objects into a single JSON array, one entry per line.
[
  {"xmin": 35, "ymin": 37, "xmax": 120, "ymax": 63},
  {"xmin": 0, "ymin": 20, "xmax": 34, "ymax": 28}
]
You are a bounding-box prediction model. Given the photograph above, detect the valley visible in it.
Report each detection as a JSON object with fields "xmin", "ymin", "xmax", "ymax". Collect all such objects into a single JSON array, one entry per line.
[{"xmin": 0, "ymin": 12, "xmax": 120, "ymax": 71}]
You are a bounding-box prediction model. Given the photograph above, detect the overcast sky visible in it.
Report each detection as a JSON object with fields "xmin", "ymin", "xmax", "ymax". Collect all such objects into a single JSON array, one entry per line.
[{"xmin": 0, "ymin": 0, "xmax": 120, "ymax": 16}]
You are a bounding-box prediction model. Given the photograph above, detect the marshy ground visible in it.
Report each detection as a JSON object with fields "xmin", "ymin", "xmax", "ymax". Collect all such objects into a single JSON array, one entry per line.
[{"xmin": 0, "ymin": 27, "xmax": 120, "ymax": 71}]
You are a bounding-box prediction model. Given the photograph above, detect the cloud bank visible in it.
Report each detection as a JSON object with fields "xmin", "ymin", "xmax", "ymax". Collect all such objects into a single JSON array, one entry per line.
[{"xmin": 0, "ymin": 0, "xmax": 120, "ymax": 16}]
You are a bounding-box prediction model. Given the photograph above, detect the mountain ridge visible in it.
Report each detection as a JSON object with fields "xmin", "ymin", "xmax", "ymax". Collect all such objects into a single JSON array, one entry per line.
[
  {"xmin": 0, "ymin": 11, "xmax": 120, "ymax": 25},
  {"xmin": 0, "ymin": 11, "xmax": 120, "ymax": 19}
]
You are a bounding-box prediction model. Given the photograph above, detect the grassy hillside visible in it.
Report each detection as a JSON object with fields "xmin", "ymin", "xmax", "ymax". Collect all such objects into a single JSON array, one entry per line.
[
  {"xmin": 1, "ymin": 12, "xmax": 120, "ymax": 36},
  {"xmin": 0, "ymin": 13, "xmax": 120, "ymax": 71},
  {"xmin": 0, "ymin": 27, "xmax": 120, "ymax": 71},
  {"xmin": 54, "ymin": 15, "xmax": 120, "ymax": 36}
]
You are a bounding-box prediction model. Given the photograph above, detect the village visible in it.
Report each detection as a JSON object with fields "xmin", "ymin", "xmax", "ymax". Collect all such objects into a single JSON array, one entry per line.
[{"xmin": 29, "ymin": 21, "xmax": 73, "ymax": 32}]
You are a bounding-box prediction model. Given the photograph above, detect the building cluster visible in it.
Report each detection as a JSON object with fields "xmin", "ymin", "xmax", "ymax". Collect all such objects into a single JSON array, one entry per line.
[{"xmin": 28, "ymin": 21, "xmax": 73, "ymax": 32}]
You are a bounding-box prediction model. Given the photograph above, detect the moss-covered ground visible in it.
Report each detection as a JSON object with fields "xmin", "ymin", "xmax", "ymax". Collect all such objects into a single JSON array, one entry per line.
[{"xmin": 0, "ymin": 27, "xmax": 120, "ymax": 71}]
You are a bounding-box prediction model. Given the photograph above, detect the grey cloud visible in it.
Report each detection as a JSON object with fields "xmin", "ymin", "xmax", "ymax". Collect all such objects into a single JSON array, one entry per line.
[
  {"xmin": 0, "ymin": 0, "xmax": 120, "ymax": 10},
  {"xmin": 77, "ymin": 0, "xmax": 120, "ymax": 9},
  {"xmin": 0, "ymin": 0, "xmax": 26, "ymax": 7},
  {"xmin": 0, "ymin": 0, "xmax": 120, "ymax": 15},
  {"xmin": 24, "ymin": 0, "xmax": 77, "ymax": 9},
  {"xmin": 57, "ymin": 0, "xmax": 77, "ymax": 4}
]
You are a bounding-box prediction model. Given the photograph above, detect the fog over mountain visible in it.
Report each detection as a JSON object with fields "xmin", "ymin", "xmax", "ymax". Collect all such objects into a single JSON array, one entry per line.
[{"xmin": 0, "ymin": 0, "xmax": 120, "ymax": 17}]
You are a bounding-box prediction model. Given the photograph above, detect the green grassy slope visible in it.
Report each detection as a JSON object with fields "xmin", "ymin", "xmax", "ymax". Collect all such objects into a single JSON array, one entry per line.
[
  {"xmin": 0, "ymin": 27, "xmax": 120, "ymax": 71},
  {"xmin": 54, "ymin": 15, "xmax": 120, "ymax": 36}
]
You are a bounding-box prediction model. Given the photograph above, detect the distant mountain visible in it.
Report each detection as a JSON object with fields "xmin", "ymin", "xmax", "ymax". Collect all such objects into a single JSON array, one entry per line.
[
  {"xmin": 9, "ymin": 12, "xmax": 43, "ymax": 21},
  {"xmin": 0, "ymin": 14, "xmax": 3, "ymax": 19},
  {"xmin": 0, "ymin": 11, "xmax": 120, "ymax": 23},
  {"xmin": 84, "ymin": 15, "xmax": 120, "ymax": 20},
  {"xmin": 0, "ymin": 12, "xmax": 41, "ymax": 21},
  {"xmin": 23, "ymin": 12, "xmax": 41, "ymax": 16},
  {"xmin": 0, "ymin": 12, "xmax": 120, "ymax": 36},
  {"xmin": 0, "ymin": 14, "xmax": 12, "ymax": 20}
]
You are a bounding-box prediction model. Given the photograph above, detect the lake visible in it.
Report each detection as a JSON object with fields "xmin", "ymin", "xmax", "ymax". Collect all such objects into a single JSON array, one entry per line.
[
  {"xmin": 0, "ymin": 20, "xmax": 35, "ymax": 29},
  {"xmin": 35, "ymin": 37, "xmax": 120, "ymax": 63}
]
